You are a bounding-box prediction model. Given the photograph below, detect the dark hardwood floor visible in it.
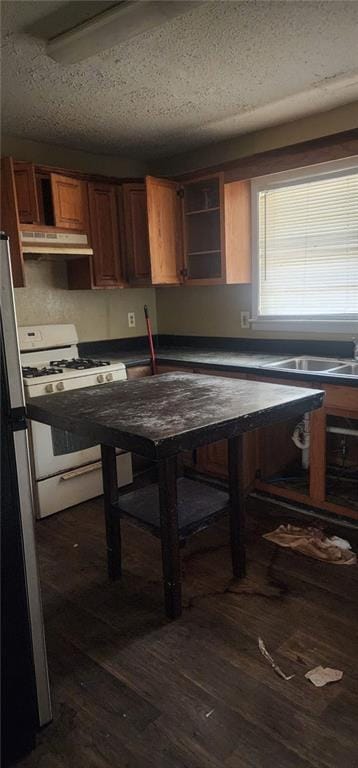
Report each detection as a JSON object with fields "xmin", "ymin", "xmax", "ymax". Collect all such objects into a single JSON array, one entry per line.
[{"xmin": 18, "ymin": 496, "xmax": 358, "ymax": 768}]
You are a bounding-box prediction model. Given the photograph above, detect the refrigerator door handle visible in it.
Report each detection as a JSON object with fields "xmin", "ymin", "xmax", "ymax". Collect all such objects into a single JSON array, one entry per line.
[{"xmin": 9, "ymin": 405, "xmax": 28, "ymax": 431}]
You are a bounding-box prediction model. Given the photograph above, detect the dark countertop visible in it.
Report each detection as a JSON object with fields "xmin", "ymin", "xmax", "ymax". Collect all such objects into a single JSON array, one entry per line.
[
  {"xmin": 106, "ymin": 347, "xmax": 358, "ymax": 387},
  {"xmin": 26, "ymin": 372, "xmax": 324, "ymax": 460}
]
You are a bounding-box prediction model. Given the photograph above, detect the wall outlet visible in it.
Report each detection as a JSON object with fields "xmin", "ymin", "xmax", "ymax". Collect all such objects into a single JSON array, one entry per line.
[
  {"xmin": 128, "ymin": 312, "xmax": 136, "ymax": 328},
  {"xmin": 240, "ymin": 311, "xmax": 250, "ymax": 329}
]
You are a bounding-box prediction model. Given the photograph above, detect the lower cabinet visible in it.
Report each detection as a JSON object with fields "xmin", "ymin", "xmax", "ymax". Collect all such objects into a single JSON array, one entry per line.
[
  {"xmin": 253, "ymin": 376, "xmax": 358, "ymax": 521},
  {"xmin": 192, "ymin": 369, "xmax": 259, "ymax": 491},
  {"xmin": 126, "ymin": 363, "xmax": 357, "ymax": 520}
]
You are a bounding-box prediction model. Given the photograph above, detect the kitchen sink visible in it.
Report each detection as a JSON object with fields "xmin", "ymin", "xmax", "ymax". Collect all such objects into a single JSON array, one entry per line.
[
  {"xmin": 264, "ymin": 357, "xmax": 346, "ymax": 372},
  {"xmin": 329, "ymin": 363, "xmax": 358, "ymax": 376}
]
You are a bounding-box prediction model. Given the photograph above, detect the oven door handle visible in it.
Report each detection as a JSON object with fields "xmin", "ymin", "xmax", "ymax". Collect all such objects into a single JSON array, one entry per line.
[{"xmin": 60, "ymin": 461, "xmax": 102, "ymax": 481}]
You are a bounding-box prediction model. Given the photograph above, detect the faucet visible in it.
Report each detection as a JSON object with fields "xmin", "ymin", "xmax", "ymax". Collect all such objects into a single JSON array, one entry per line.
[{"xmin": 353, "ymin": 338, "xmax": 358, "ymax": 361}]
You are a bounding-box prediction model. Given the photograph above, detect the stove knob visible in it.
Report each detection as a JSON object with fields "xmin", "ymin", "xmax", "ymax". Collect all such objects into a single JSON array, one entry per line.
[
  {"xmin": 97, "ymin": 374, "xmax": 105, "ymax": 383},
  {"xmin": 45, "ymin": 383, "xmax": 54, "ymax": 393},
  {"xmin": 56, "ymin": 381, "xmax": 64, "ymax": 391},
  {"xmin": 105, "ymin": 373, "xmax": 113, "ymax": 382}
]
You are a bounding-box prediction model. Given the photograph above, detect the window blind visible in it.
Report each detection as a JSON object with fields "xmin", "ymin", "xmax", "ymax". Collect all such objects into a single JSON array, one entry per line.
[{"xmin": 258, "ymin": 171, "xmax": 358, "ymax": 317}]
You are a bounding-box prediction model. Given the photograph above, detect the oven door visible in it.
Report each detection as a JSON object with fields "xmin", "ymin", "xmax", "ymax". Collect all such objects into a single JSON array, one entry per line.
[{"xmin": 29, "ymin": 419, "xmax": 101, "ymax": 479}]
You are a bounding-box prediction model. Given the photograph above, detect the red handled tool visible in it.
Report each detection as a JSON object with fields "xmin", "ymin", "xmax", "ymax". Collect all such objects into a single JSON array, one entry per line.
[{"xmin": 144, "ymin": 305, "xmax": 157, "ymax": 375}]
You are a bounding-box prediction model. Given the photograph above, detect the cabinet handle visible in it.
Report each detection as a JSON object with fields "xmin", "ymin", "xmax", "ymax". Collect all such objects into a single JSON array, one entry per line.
[{"xmin": 60, "ymin": 461, "xmax": 102, "ymax": 480}]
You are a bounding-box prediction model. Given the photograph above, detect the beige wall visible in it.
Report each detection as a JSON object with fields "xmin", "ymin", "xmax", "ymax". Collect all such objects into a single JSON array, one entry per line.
[
  {"xmin": 1, "ymin": 134, "xmax": 148, "ymax": 177},
  {"xmin": 156, "ymin": 101, "xmax": 358, "ymax": 175},
  {"xmin": 155, "ymin": 104, "xmax": 358, "ymax": 342},
  {"xmin": 156, "ymin": 284, "xmax": 353, "ymax": 342},
  {"xmin": 14, "ymin": 261, "xmax": 157, "ymax": 342}
]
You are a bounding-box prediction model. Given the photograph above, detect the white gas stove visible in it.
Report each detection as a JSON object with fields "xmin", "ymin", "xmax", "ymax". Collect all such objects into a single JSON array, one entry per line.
[{"xmin": 19, "ymin": 324, "xmax": 132, "ymax": 518}]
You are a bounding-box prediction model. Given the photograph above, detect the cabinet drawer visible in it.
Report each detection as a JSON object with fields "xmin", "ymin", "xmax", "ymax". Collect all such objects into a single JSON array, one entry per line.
[
  {"xmin": 193, "ymin": 367, "xmax": 248, "ymax": 378},
  {"xmin": 157, "ymin": 365, "xmax": 194, "ymax": 374},
  {"xmin": 256, "ymin": 375, "xmax": 315, "ymax": 389},
  {"xmin": 311, "ymin": 383, "xmax": 358, "ymax": 412},
  {"xmin": 126, "ymin": 365, "xmax": 152, "ymax": 379}
]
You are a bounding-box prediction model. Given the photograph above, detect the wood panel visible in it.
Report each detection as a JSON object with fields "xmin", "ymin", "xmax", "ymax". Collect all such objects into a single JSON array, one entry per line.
[
  {"xmin": 123, "ymin": 183, "xmax": 151, "ymax": 285},
  {"xmin": 176, "ymin": 129, "xmax": 358, "ymax": 182},
  {"xmin": 51, "ymin": 173, "xmax": 87, "ymax": 230},
  {"xmin": 146, "ymin": 176, "xmax": 182, "ymax": 285},
  {"xmin": 255, "ymin": 480, "xmax": 358, "ymax": 521},
  {"xmin": 309, "ymin": 407, "xmax": 327, "ymax": 504},
  {"xmin": 88, "ymin": 182, "xmax": 125, "ymax": 288},
  {"xmin": 66, "ymin": 256, "xmax": 94, "ymax": 290},
  {"xmin": 13, "ymin": 161, "xmax": 39, "ymax": 223},
  {"xmin": 0, "ymin": 157, "xmax": 24, "ymax": 287},
  {"xmin": 191, "ymin": 369, "xmax": 259, "ymax": 489},
  {"xmin": 224, "ymin": 180, "xmax": 251, "ymax": 284},
  {"xmin": 311, "ymin": 382, "xmax": 358, "ymax": 411}
]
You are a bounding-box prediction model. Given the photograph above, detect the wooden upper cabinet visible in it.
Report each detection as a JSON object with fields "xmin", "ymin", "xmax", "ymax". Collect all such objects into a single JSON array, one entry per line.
[
  {"xmin": 144, "ymin": 173, "xmax": 251, "ymax": 287},
  {"xmin": 146, "ymin": 176, "xmax": 182, "ymax": 285},
  {"xmin": 182, "ymin": 173, "xmax": 224, "ymax": 285},
  {"xmin": 123, "ymin": 183, "xmax": 151, "ymax": 285},
  {"xmin": 181, "ymin": 173, "xmax": 251, "ymax": 286},
  {"xmin": 51, "ymin": 173, "xmax": 87, "ymax": 230},
  {"xmin": 13, "ymin": 162, "xmax": 40, "ymax": 224},
  {"xmin": 88, "ymin": 182, "xmax": 125, "ymax": 288}
]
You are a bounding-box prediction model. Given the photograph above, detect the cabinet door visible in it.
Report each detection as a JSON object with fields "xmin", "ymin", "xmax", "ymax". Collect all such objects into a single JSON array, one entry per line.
[
  {"xmin": 123, "ymin": 184, "xmax": 151, "ymax": 284},
  {"xmin": 13, "ymin": 162, "xmax": 39, "ymax": 224},
  {"xmin": 182, "ymin": 173, "xmax": 225, "ymax": 285},
  {"xmin": 51, "ymin": 173, "xmax": 87, "ymax": 230},
  {"xmin": 192, "ymin": 369, "xmax": 258, "ymax": 489},
  {"xmin": 224, "ymin": 180, "xmax": 251, "ymax": 284},
  {"xmin": 146, "ymin": 176, "xmax": 182, "ymax": 284},
  {"xmin": 88, "ymin": 182, "xmax": 125, "ymax": 288},
  {"xmin": 198, "ymin": 440, "xmax": 228, "ymax": 477}
]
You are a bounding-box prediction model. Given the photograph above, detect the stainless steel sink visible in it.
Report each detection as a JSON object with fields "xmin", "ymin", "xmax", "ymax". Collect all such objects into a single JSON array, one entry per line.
[
  {"xmin": 264, "ymin": 357, "xmax": 345, "ymax": 372},
  {"xmin": 329, "ymin": 363, "xmax": 358, "ymax": 376}
]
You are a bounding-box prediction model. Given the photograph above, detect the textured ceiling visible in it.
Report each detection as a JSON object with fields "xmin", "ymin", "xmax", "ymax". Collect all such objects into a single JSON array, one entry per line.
[{"xmin": 1, "ymin": 0, "xmax": 358, "ymax": 159}]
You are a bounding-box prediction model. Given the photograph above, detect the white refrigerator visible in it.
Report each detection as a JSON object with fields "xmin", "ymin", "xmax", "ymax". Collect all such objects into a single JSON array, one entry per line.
[{"xmin": 1, "ymin": 233, "xmax": 52, "ymax": 761}]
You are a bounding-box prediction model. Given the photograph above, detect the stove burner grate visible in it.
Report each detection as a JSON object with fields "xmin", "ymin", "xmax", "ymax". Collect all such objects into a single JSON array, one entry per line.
[
  {"xmin": 49, "ymin": 358, "xmax": 111, "ymax": 370},
  {"xmin": 22, "ymin": 366, "xmax": 63, "ymax": 378}
]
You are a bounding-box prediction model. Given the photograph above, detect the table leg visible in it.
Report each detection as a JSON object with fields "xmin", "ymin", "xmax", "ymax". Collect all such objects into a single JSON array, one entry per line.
[
  {"xmin": 158, "ymin": 455, "xmax": 181, "ymax": 619},
  {"xmin": 101, "ymin": 444, "xmax": 121, "ymax": 580},
  {"xmin": 228, "ymin": 435, "xmax": 246, "ymax": 579}
]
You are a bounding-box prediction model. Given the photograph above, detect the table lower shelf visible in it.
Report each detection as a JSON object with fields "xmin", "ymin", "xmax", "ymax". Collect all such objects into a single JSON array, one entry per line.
[{"xmin": 114, "ymin": 477, "xmax": 229, "ymax": 539}]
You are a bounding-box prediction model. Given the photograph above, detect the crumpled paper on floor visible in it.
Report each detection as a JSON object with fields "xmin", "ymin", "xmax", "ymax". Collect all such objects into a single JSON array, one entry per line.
[
  {"xmin": 305, "ymin": 666, "xmax": 343, "ymax": 687},
  {"xmin": 263, "ymin": 524, "xmax": 356, "ymax": 565}
]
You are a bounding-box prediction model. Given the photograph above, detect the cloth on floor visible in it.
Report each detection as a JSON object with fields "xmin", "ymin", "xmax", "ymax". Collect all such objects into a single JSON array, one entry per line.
[
  {"xmin": 305, "ymin": 666, "xmax": 343, "ymax": 687},
  {"xmin": 263, "ymin": 524, "xmax": 356, "ymax": 565}
]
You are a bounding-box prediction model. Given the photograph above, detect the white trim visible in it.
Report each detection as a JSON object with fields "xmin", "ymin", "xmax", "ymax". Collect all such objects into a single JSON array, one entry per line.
[{"xmin": 250, "ymin": 156, "xmax": 358, "ymax": 333}]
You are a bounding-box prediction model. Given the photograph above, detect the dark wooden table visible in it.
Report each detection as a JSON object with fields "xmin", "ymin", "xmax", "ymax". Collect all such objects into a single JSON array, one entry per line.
[{"xmin": 27, "ymin": 372, "xmax": 324, "ymax": 618}]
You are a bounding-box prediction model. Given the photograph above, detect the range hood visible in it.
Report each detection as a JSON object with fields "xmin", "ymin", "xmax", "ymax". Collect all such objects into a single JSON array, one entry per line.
[{"xmin": 20, "ymin": 230, "xmax": 93, "ymax": 257}]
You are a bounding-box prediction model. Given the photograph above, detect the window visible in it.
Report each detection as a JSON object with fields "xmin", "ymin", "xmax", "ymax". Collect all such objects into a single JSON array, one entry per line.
[{"xmin": 251, "ymin": 159, "xmax": 358, "ymax": 332}]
